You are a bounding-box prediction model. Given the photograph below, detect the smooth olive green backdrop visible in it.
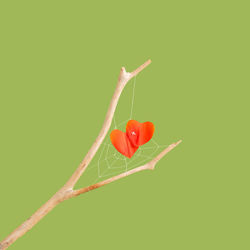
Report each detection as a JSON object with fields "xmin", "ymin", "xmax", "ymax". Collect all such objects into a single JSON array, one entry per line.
[{"xmin": 0, "ymin": 1, "xmax": 249, "ymax": 249}]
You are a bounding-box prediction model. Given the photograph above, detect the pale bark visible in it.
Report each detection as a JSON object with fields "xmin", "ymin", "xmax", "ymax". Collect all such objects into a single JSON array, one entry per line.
[{"xmin": 0, "ymin": 60, "xmax": 181, "ymax": 250}]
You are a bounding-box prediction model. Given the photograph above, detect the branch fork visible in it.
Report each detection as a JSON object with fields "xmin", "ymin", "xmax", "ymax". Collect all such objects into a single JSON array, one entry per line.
[{"xmin": 0, "ymin": 59, "xmax": 181, "ymax": 250}]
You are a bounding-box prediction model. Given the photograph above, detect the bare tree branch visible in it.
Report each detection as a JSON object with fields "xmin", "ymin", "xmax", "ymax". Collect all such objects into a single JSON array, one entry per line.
[
  {"xmin": 70, "ymin": 140, "xmax": 182, "ymax": 198},
  {"xmin": 0, "ymin": 60, "xmax": 181, "ymax": 250},
  {"xmin": 63, "ymin": 59, "xmax": 152, "ymax": 190}
]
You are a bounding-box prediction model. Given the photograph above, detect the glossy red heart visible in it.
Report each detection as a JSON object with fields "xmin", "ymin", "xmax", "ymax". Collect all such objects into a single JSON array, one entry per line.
[
  {"xmin": 126, "ymin": 120, "xmax": 155, "ymax": 147},
  {"xmin": 110, "ymin": 120, "xmax": 155, "ymax": 158},
  {"xmin": 110, "ymin": 129, "xmax": 139, "ymax": 158}
]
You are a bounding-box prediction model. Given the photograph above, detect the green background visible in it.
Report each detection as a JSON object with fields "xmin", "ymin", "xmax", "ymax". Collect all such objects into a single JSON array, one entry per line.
[{"xmin": 0, "ymin": 0, "xmax": 249, "ymax": 249}]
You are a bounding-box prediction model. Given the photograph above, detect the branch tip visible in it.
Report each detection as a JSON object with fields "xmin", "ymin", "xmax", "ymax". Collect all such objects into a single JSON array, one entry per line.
[
  {"xmin": 176, "ymin": 139, "xmax": 182, "ymax": 145},
  {"xmin": 130, "ymin": 59, "xmax": 152, "ymax": 78}
]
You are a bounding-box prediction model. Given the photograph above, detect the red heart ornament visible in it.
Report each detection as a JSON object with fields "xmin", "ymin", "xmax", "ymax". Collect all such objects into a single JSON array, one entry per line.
[
  {"xmin": 126, "ymin": 120, "xmax": 155, "ymax": 147},
  {"xmin": 110, "ymin": 120, "xmax": 155, "ymax": 158},
  {"xmin": 110, "ymin": 129, "xmax": 139, "ymax": 158}
]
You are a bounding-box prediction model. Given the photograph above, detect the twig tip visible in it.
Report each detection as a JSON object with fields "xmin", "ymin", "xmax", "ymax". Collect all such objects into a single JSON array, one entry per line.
[{"xmin": 176, "ymin": 139, "xmax": 182, "ymax": 145}]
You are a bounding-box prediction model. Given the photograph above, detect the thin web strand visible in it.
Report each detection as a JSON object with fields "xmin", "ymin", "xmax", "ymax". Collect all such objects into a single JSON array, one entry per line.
[{"xmin": 129, "ymin": 76, "xmax": 136, "ymax": 119}]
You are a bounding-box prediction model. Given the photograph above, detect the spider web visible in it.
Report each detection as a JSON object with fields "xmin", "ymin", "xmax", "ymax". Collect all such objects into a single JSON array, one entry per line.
[{"xmin": 78, "ymin": 77, "xmax": 169, "ymax": 187}]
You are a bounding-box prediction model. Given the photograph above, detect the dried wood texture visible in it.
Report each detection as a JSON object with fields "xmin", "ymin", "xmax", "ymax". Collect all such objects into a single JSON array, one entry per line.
[{"xmin": 0, "ymin": 60, "xmax": 181, "ymax": 250}]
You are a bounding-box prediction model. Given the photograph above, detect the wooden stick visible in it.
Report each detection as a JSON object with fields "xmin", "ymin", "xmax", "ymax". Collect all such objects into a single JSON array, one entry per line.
[
  {"xmin": 63, "ymin": 59, "xmax": 152, "ymax": 190},
  {"xmin": 0, "ymin": 60, "xmax": 181, "ymax": 250},
  {"xmin": 70, "ymin": 140, "xmax": 182, "ymax": 198}
]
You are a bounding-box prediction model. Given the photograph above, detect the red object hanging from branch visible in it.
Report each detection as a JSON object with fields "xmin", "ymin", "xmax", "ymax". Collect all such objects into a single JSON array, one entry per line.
[
  {"xmin": 110, "ymin": 120, "xmax": 155, "ymax": 158},
  {"xmin": 0, "ymin": 60, "xmax": 181, "ymax": 250}
]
